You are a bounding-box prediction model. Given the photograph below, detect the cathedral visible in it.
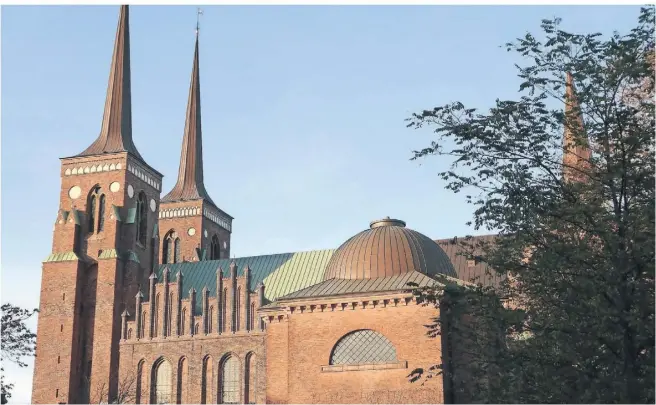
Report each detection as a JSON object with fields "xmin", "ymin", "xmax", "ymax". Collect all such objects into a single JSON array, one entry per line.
[{"xmin": 30, "ymin": 5, "xmax": 581, "ymax": 404}]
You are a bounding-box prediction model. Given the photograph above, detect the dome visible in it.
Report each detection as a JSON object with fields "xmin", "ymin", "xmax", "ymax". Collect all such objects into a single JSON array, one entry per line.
[{"xmin": 323, "ymin": 217, "xmax": 457, "ymax": 280}]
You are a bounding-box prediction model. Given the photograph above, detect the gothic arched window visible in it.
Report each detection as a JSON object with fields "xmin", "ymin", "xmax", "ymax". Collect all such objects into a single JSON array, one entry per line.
[
  {"xmin": 211, "ymin": 235, "xmax": 220, "ymax": 260},
  {"xmin": 136, "ymin": 192, "xmax": 148, "ymax": 246},
  {"xmin": 136, "ymin": 359, "xmax": 145, "ymax": 404},
  {"xmin": 201, "ymin": 355, "xmax": 213, "ymax": 404},
  {"xmin": 97, "ymin": 194, "xmax": 106, "ymax": 232},
  {"xmin": 152, "ymin": 358, "xmax": 172, "ymax": 404},
  {"xmin": 176, "ymin": 357, "xmax": 188, "ymax": 404},
  {"xmin": 87, "ymin": 187, "xmax": 99, "ymax": 234},
  {"xmin": 220, "ymin": 355, "xmax": 240, "ymax": 404},
  {"xmin": 163, "ymin": 231, "xmax": 177, "ymax": 264},
  {"xmin": 245, "ymin": 352, "xmax": 256, "ymax": 404},
  {"xmin": 174, "ymin": 238, "xmax": 181, "ymax": 263},
  {"xmin": 140, "ymin": 311, "xmax": 146, "ymax": 338},
  {"xmin": 329, "ymin": 329, "xmax": 397, "ymax": 366}
]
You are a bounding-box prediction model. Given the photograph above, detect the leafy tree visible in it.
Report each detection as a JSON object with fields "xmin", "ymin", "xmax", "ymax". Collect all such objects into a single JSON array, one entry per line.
[
  {"xmin": 1, "ymin": 304, "xmax": 38, "ymax": 403},
  {"xmin": 407, "ymin": 7, "xmax": 654, "ymax": 404}
]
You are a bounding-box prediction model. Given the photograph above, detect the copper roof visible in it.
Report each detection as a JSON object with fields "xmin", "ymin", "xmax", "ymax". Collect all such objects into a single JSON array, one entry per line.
[
  {"xmin": 161, "ymin": 34, "xmax": 216, "ymax": 207},
  {"xmin": 323, "ymin": 218, "xmax": 457, "ymax": 280},
  {"xmin": 76, "ymin": 5, "xmax": 143, "ymax": 161}
]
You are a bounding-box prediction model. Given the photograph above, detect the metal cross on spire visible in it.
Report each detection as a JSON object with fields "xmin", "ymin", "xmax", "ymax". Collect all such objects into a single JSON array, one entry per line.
[{"xmin": 196, "ymin": 7, "xmax": 203, "ymax": 36}]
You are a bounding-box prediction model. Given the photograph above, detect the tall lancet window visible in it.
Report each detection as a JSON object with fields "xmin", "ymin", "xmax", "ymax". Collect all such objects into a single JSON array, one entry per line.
[
  {"xmin": 136, "ymin": 192, "xmax": 148, "ymax": 246},
  {"xmin": 174, "ymin": 237, "xmax": 181, "ymax": 263},
  {"xmin": 87, "ymin": 187, "xmax": 100, "ymax": 234},
  {"xmin": 97, "ymin": 194, "xmax": 106, "ymax": 232},
  {"xmin": 163, "ymin": 231, "xmax": 178, "ymax": 264},
  {"xmin": 211, "ymin": 235, "xmax": 220, "ymax": 260}
]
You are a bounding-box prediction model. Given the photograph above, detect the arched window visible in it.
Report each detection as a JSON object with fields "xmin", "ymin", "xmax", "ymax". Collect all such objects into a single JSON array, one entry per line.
[
  {"xmin": 181, "ymin": 308, "xmax": 187, "ymax": 336},
  {"xmin": 174, "ymin": 238, "xmax": 181, "ymax": 263},
  {"xmin": 127, "ymin": 328, "xmax": 132, "ymax": 340},
  {"xmin": 211, "ymin": 235, "xmax": 220, "ymax": 260},
  {"xmin": 163, "ymin": 231, "xmax": 177, "ymax": 264},
  {"xmin": 329, "ymin": 329, "xmax": 397, "ymax": 365},
  {"xmin": 136, "ymin": 359, "xmax": 145, "ymax": 404},
  {"xmin": 176, "ymin": 357, "xmax": 188, "ymax": 404},
  {"xmin": 245, "ymin": 353, "xmax": 256, "ymax": 404},
  {"xmin": 152, "ymin": 358, "xmax": 172, "ymax": 404},
  {"xmin": 201, "ymin": 355, "xmax": 213, "ymax": 404},
  {"xmin": 153, "ymin": 293, "xmax": 160, "ymax": 338},
  {"xmin": 140, "ymin": 311, "xmax": 146, "ymax": 338},
  {"xmin": 208, "ymin": 306, "xmax": 214, "ymax": 334},
  {"xmin": 98, "ymin": 194, "xmax": 106, "ymax": 232},
  {"xmin": 249, "ymin": 302, "xmax": 255, "ymax": 331},
  {"xmin": 220, "ymin": 356, "xmax": 240, "ymax": 404},
  {"xmin": 87, "ymin": 187, "xmax": 100, "ymax": 234},
  {"xmin": 136, "ymin": 192, "xmax": 148, "ymax": 246},
  {"xmin": 194, "ymin": 323, "xmax": 200, "ymax": 335},
  {"xmin": 221, "ymin": 289, "xmax": 227, "ymax": 334},
  {"xmin": 167, "ymin": 292, "xmax": 174, "ymax": 336},
  {"xmin": 235, "ymin": 287, "xmax": 241, "ymax": 332}
]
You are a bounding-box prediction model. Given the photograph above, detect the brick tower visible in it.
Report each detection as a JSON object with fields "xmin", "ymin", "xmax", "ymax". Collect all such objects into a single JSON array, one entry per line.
[
  {"xmin": 562, "ymin": 72, "xmax": 592, "ymax": 183},
  {"xmin": 31, "ymin": 6, "xmax": 162, "ymax": 403},
  {"xmin": 158, "ymin": 30, "xmax": 232, "ymax": 264}
]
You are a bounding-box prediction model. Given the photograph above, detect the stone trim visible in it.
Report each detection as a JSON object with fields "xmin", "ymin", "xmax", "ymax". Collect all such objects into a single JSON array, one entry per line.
[
  {"xmin": 63, "ymin": 161, "xmax": 123, "ymax": 177},
  {"xmin": 159, "ymin": 207, "xmax": 202, "ymax": 219},
  {"xmin": 321, "ymin": 360, "xmax": 408, "ymax": 373}
]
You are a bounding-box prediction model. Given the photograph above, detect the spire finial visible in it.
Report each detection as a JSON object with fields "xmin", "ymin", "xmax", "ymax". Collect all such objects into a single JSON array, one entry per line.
[{"xmin": 196, "ymin": 8, "xmax": 203, "ymax": 36}]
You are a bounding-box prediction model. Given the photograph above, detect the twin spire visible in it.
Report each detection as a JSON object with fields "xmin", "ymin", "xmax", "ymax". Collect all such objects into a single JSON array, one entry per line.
[
  {"xmin": 77, "ymin": 5, "xmax": 142, "ymax": 160},
  {"xmin": 161, "ymin": 30, "xmax": 216, "ymax": 206},
  {"xmin": 79, "ymin": 5, "xmax": 214, "ymax": 206}
]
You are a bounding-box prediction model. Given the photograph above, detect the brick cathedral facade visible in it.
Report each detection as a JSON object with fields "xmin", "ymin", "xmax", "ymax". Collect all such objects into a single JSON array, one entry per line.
[{"xmin": 31, "ymin": 6, "xmax": 588, "ymax": 404}]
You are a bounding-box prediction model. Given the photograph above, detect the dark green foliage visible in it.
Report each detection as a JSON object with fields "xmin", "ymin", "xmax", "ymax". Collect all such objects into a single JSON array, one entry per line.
[
  {"xmin": 1, "ymin": 304, "xmax": 38, "ymax": 403},
  {"xmin": 407, "ymin": 7, "xmax": 654, "ymax": 404}
]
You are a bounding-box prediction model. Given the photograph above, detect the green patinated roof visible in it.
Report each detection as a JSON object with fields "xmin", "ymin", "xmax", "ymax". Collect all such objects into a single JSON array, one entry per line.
[
  {"xmin": 276, "ymin": 270, "xmax": 437, "ymax": 301},
  {"xmin": 156, "ymin": 249, "xmax": 335, "ymax": 313},
  {"xmin": 44, "ymin": 251, "xmax": 80, "ymax": 263},
  {"xmin": 98, "ymin": 248, "xmax": 140, "ymax": 263}
]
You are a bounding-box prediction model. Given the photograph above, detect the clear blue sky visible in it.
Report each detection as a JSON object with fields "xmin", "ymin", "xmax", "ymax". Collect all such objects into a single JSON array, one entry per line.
[{"xmin": 1, "ymin": 5, "xmax": 642, "ymax": 403}]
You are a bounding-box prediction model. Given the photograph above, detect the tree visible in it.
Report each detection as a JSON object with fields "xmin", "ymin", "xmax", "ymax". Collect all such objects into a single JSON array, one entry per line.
[
  {"xmin": 1, "ymin": 304, "xmax": 38, "ymax": 403},
  {"xmin": 406, "ymin": 7, "xmax": 654, "ymax": 404}
]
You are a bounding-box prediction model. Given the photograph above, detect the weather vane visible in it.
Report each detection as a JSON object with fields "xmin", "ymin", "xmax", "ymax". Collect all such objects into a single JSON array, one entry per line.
[{"xmin": 196, "ymin": 7, "xmax": 204, "ymax": 35}]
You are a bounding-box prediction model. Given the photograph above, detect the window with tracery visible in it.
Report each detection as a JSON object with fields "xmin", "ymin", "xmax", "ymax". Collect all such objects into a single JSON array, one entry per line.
[
  {"xmin": 87, "ymin": 186, "xmax": 103, "ymax": 234},
  {"xmin": 220, "ymin": 356, "xmax": 240, "ymax": 404},
  {"xmin": 329, "ymin": 329, "xmax": 397, "ymax": 365},
  {"xmin": 174, "ymin": 238, "xmax": 181, "ymax": 263},
  {"xmin": 163, "ymin": 231, "xmax": 177, "ymax": 264},
  {"xmin": 152, "ymin": 358, "xmax": 172, "ymax": 404}
]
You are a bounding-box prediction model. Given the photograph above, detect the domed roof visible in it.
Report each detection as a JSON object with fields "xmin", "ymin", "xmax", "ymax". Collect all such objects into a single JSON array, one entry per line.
[{"xmin": 323, "ymin": 217, "xmax": 457, "ymax": 280}]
